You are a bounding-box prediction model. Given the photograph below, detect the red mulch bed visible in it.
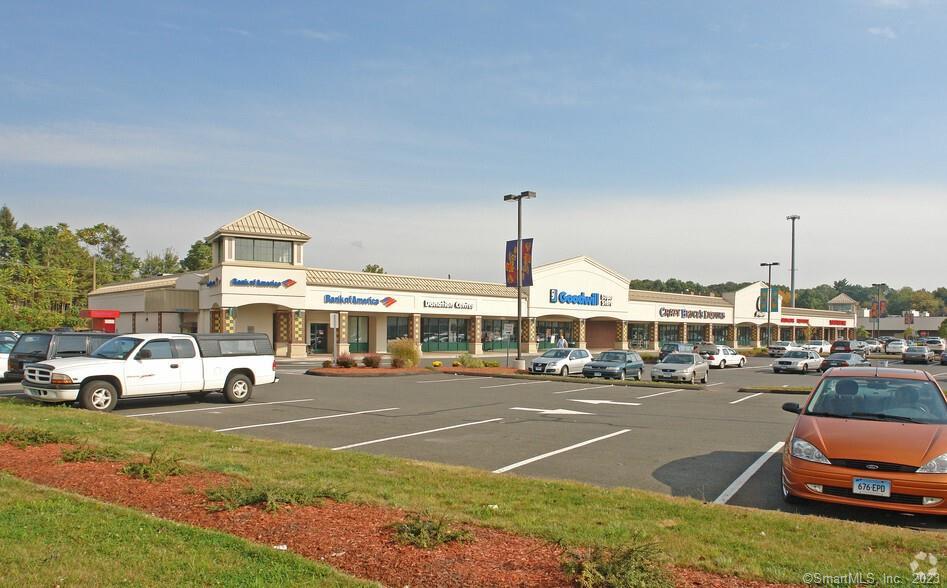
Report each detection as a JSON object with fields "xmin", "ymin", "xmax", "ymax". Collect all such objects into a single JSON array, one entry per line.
[
  {"xmin": 0, "ymin": 443, "xmax": 799, "ymax": 587},
  {"xmin": 306, "ymin": 366, "xmax": 526, "ymax": 377}
]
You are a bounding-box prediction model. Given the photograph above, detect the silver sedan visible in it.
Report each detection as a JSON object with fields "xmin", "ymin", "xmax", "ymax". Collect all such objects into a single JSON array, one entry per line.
[{"xmin": 650, "ymin": 353, "xmax": 709, "ymax": 384}]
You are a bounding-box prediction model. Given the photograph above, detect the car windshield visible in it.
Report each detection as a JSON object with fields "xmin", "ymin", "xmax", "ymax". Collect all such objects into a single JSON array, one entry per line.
[
  {"xmin": 784, "ymin": 351, "xmax": 808, "ymax": 359},
  {"xmin": 540, "ymin": 349, "xmax": 570, "ymax": 359},
  {"xmin": 806, "ymin": 377, "xmax": 947, "ymax": 424},
  {"xmin": 598, "ymin": 352, "xmax": 626, "ymax": 362},
  {"xmin": 90, "ymin": 337, "xmax": 142, "ymax": 360},
  {"xmin": 907, "ymin": 347, "xmax": 928, "ymax": 352},
  {"xmin": 660, "ymin": 344, "xmax": 679, "ymax": 351},
  {"xmin": 11, "ymin": 334, "xmax": 52, "ymax": 356},
  {"xmin": 827, "ymin": 353, "xmax": 855, "ymax": 360},
  {"xmin": 663, "ymin": 354, "xmax": 693, "ymax": 364},
  {"xmin": 773, "ymin": 341, "xmax": 791, "ymax": 346},
  {"xmin": 0, "ymin": 342, "xmax": 14, "ymax": 353},
  {"xmin": 807, "ymin": 341, "xmax": 822, "ymax": 345}
]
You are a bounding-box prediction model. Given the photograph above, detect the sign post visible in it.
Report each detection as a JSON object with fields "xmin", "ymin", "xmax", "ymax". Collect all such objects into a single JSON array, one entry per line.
[
  {"xmin": 329, "ymin": 313, "xmax": 340, "ymax": 365},
  {"xmin": 502, "ymin": 322, "xmax": 515, "ymax": 368}
]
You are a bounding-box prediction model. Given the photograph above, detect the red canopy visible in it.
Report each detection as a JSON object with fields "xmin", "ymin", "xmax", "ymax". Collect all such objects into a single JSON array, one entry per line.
[{"xmin": 80, "ymin": 309, "xmax": 121, "ymax": 319}]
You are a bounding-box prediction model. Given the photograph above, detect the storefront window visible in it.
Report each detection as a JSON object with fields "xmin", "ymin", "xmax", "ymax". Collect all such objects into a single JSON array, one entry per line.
[
  {"xmin": 386, "ymin": 317, "xmax": 409, "ymax": 342},
  {"xmin": 628, "ymin": 323, "xmax": 652, "ymax": 349},
  {"xmin": 658, "ymin": 324, "xmax": 680, "ymax": 344},
  {"xmin": 536, "ymin": 320, "xmax": 573, "ymax": 349},
  {"xmin": 348, "ymin": 316, "xmax": 369, "ymax": 353},
  {"xmin": 482, "ymin": 319, "xmax": 516, "ymax": 351},
  {"xmin": 780, "ymin": 327, "xmax": 793, "ymax": 342},
  {"xmin": 421, "ymin": 318, "xmax": 469, "ymax": 352},
  {"xmin": 713, "ymin": 325, "xmax": 729, "ymax": 345},
  {"xmin": 234, "ymin": 238, "xmax": 294, "ymax": 264},
  {"xmin": 687, "ymin": 326, "xmax": 704, "ymax": 344},
  {"xmin": 738, "ymin": 326, "xmax": 753, "ymax": 347}
]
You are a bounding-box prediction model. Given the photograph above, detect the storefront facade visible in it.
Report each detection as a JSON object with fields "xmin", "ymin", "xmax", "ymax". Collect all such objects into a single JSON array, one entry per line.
[{"xmin": 88, "ymin": 210, "xmax": 857, "ymax": 357}]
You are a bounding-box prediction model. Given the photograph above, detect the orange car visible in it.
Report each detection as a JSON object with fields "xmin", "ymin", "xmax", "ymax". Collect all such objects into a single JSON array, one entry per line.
[{"xmin": 781, "ymin": 367, "xmax": 947, "ymax": 514}]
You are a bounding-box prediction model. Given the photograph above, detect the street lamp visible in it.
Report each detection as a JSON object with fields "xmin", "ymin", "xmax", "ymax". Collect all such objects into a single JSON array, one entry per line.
[
  {"xmin": 871, "ymin": 282, "xmax": 886, "ymax": 338},
  {"xmin": 760, "ymin": 262, "xmax": 780, "ymax": 346},
  {"xmin": 786, "ymin": 215, "xmax": 800, "ymax": 307},
  {"xmin": 504, "ymin": 191, "xmax": 536, "ymax": 363}
]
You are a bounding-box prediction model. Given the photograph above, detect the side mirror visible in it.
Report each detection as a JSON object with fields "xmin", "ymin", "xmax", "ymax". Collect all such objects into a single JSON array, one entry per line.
[
  {"xmin": 136, "ymin": 348, "xmax": 152, "ymax": 360},
  {"xmin": 782, "ymin": 402, "xmax": 801, "ymax": 414}
]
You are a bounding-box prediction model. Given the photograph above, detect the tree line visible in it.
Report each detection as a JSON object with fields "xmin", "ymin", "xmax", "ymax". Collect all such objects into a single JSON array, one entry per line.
[
  {"xmin": 629, "ymin": 277, "xmax": 947, "ymax": 316},
  {"xmin": 0, "ymin": 205, "xmax": 212, "ymax": 330}
]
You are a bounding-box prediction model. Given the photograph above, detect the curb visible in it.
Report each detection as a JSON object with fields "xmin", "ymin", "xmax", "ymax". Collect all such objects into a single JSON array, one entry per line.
[
  {"xmin": 448, "ymin": 371, "xmax": 703, "ymax": 390},
  {"xmin": 738, "ymin": 387, "xmax": 811, "ymax": 395}
]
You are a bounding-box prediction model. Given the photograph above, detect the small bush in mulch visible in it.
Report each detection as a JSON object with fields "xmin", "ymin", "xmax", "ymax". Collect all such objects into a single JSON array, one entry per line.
[
  {"xmin": 456, "ymin": 352, "xmax": 485, "ymax": 368},
  {"xmin": 431, "ymin": 360, "xmax": 442, "ymax": 368},
  {"xmin": 362, "ymin": 353, "xmax": 382, "ymax": 368},
  {"xmin": 335, "ymin": 353, "xmax": 356, "ymax": 368},
  {"xmin": 121, "ymin": 448, "xmax": 187, "ymax": 482},
  {"xmin": 204, "ymin": 483, "xmax": 350, "ymax": 513},
  {"xmin": 391, "ymin": 357, "xmax": 406, "ymax": 368},
  {"xmin": 483, "ymin": 360, "xmax": 500, "ymax": 368},
  {"xmin": 321, "ymin": 359, "xmax": 333, "ymax": 368},
  {"xmin": 392, "ymin": 515, "xmax": 472, "ymax": 549},
  {"xmin": 61, "ymin": 445, "xmax": 123, "ymax": 463},
  {"xmin": 452, "ymin": 361, "xmax": 462, "ymax": 367},
  {"xmin": 388, "ymin": 338, "xmax": 420, "ymax": 368},
  {"xmin": 0, "ymin": 427, "xmax": 76, "ymax": 448},
  {"xmin": 563, "ymin": 538, "xmax": 672, "ymax": 588}
]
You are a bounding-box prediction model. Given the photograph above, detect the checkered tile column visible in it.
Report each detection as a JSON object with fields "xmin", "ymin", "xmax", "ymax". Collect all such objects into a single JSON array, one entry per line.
[
  {"xmin": 575, "ymin": 318, "xmax": 586, "ymax": 348},
  {"xmin": 224, "ymin": 308, "xmax": 236, "ymax": 334},
  {"xmin": 293, "ymin": 310, "xmax": 305, "ymax": 343},
  {"xmin": 704, "ymin": 324, "xmax": 711, "ymax": 343},
  {"xmin": 469, "ymin": 316, "xmax": 482, "ymax": 355},
  {"xmin": 616, "ymin": 321, "xmax": 628, "ymax": 350},
  {"xmin": 651, "ymin": 321, "xmax": 659, "ymax": 351},
  {"xmin": 679, "ymin": 323, "xmax": 687, "ymax": 343}
]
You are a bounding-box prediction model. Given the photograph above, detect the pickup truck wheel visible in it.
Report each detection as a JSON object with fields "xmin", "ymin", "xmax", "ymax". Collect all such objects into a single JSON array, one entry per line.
[
  {"xmin": 224, "ymin": 374, "xmax": 252, "ymax": 404},
  {"xmin": 79, "ymin": 380, "xmax": 118, "ymax": 412}
]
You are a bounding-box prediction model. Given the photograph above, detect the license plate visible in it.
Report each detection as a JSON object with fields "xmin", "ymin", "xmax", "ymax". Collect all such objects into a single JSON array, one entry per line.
[
  {"xmin": 594, "ymin": 372, "xmax": 601, "ymax": 377},
  {"xmin": 853, "ymin": 477, "xmax": 891, "ymax": 497}
]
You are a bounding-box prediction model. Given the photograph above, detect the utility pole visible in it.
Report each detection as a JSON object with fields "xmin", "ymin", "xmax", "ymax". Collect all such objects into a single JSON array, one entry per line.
[
  {"xmin": 504, "ymin": 191, "xmax": 536, "ymax": 364},
  {"xmin": 786, "ymin": 215, "xmax": 800, "ymax": 307},
  {"xmin": 761, "ymin": 262, "xmax": 780, "ymax": 346},
  {"xmin": 871, "ymin": 282, "xmax": 885, "ymax": 338}
]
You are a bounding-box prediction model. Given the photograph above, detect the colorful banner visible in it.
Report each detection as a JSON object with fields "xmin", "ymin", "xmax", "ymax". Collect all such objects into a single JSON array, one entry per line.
[
  {"xmin": 758, "ymin": 287, "xmax": 780, "ymax": 313},
  {"xmin": 505, "ymin": 238, "xmax": 534, "ymax": 287}
]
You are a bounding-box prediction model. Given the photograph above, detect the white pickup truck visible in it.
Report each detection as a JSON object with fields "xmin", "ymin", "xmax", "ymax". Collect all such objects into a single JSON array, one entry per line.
[{"xmin": 22, "ymin": 333, "xmax": 278, "ymax": 412}]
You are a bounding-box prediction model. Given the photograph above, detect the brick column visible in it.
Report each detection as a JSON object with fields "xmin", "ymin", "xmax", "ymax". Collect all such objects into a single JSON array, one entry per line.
[
  {"xmin": 753, "ymin": 324, "xmax": 762, "ymax": 348},
  {"xmin": 336, "ymin": 311, "xmax": 350, "ymax": 355},
  {"xmin": 615, "ymin": 321, "xmax": 628, "ymax": 350},
  {"xmin": 289, "ymin": 310, "xmax": 307, "ymax": 358},
  {"xmin": 704, "ymin": 323, "xmax": 712, "ymax": 343},
  {"xmin": 573, "ymin": 318, "xmax": 586, "ymax": 349},
  {"xmin": 679, "ymin": 323, "xmax": 687, "ymax": 344},
  {"xmin": 729, "ymin": 325, "xmax": 738, "ymax": 349},
  {"xmin": 520, "ymin": 317, "xmax": 537, "ymax": 354},
  {"xmin": 651, "ymin": 321, "xmax": 660, "ymax": 351},
  {"xmin": 468, "ymin": 315, "xmax": 483, "ymax": 355},
  {"xmin": 224, "ymin": 308, "xmax": 236, "ymax": 334}
]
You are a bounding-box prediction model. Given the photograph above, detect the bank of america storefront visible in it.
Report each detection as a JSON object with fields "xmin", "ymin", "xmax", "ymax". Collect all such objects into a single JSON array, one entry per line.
[{"xmin": 87, "ymin": 210, "xmax": 856, "ymax": 358}]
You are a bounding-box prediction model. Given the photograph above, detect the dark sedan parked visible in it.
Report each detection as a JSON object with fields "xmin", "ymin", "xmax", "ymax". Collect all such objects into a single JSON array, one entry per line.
[
  {"xmin": 583, "ymin": 350, "xmax": 645, "ymax": 380},
  {"xmin": 819, "ymin": 352, "xmax": 870, "ymax": 372}
]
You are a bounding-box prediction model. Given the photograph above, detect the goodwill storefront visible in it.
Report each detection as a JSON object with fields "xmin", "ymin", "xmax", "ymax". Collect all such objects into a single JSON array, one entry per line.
[{"xmin": 87, "ymin": 210, "xmax": 857, "ymax": 358}]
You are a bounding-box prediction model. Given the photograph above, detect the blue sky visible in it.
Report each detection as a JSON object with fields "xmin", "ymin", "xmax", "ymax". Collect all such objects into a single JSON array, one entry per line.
[{"xmin": 2, "ymin": 1, "xmax": 945, "ymax": 288}]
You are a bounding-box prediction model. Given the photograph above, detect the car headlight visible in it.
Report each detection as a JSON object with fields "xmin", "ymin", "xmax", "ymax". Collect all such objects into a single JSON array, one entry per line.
[
  {"xmin": 790, "ymin": 437, "xmax": 830, "ymax": 464},
  {"xmin": 917, "ymin": 454, "xmax": 947, "ymax": 474},
  {"xmin": 50, "ymin": 373, "xmax": 73, "ymax": 385}
]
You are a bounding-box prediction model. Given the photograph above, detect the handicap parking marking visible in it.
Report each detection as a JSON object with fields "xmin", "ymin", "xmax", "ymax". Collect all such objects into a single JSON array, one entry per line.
[
  {"xmin": 510, "ymin": 406, "xmax": 593, "ymax": 416},
  {"xmin": 636, "ymin": 388, "xmax": 683, "ymax": 399},
  {"xmin": 332, "ymin": 418, "xmax": 503, "ymax": 451},
  {"xmin": 214, "ymin": 407, "xmax": 399, "ymax": 432},
  {"xmin": 712, "ymin": 441, "xmax": 785, "ymax": 504},
  {"xmin": 567, "ymin": 399, "xmax": 641, "ymax": 407},
  {"xmin": 729, "ymin": 392, "xmax": 763, "ymax": 405},
  {"xmin": 492, "ymin": 429, "xmax": 631, "ymax": 474},
  {"xmin": 126, "ymin": 398, "xmax": 318, "ymax": 418},
  {"xmin": 417, "ymin": 376, "xmax": 494, "ymax": 384},
  {"xmin": 481, "ymin": 381, "xmax": 551, "ymax": 389},
  {"xmin": 553, "ymin": 385, "xmax": 613, "ymax": 395}
]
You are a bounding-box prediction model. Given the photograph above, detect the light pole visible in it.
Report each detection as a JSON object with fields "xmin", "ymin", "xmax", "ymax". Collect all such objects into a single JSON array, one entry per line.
[
  {"xmin": 871, "ymin": 282, "xmax": 886, "ymax": 338},
  {"xmin": 504, "ymin": 191, "xmax": 536, "ymax": 362},
  {"xmin": 761, "ymin": 262, "xmax": 780, "ymax": 346},
  {"xmin": 786, "ymin": 215, "xmax": 800, "ymax": 307}
]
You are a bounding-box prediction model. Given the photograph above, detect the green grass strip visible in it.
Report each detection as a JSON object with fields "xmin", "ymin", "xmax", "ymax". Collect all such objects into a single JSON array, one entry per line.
[
  {"xmin": 0, "ymin": 399, "xmax": 942, "ymax": 584},
  {"xmin": 0, "ymin": 473, "xmax": 373, "ymax": 587}
]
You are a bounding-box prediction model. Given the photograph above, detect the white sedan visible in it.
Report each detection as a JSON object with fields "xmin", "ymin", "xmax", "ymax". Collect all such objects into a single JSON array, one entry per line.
[
  {"xmin": 703, "ymin": 345, "xmax": 747, "ymax": 369},
  {"xmin": 886, "ymin": 339, "xmax": 908, "ymax": 353},
  {"xmin": 528, "ymin": 348, "xmax": 593, "ymax": 376},
  {"xmin": 772, "ymin": 350, "xmax": 823, "ymax": 373},
  {"xmin": 767, "ymin": 341, "xmax": 802, "ymax": 357},
  {"xmin": 0, "ymin": 341, "xmax": 12, "ymax": 380},
  {"xmin": 802, "ymin": 340, "xmax": 831, "ymax": 354}
]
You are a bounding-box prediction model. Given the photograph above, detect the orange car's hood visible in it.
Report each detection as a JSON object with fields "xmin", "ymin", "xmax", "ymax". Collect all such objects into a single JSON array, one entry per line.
[{"xmin": 796, "ymin": 415, "xmax": 947, "ymax": 466}]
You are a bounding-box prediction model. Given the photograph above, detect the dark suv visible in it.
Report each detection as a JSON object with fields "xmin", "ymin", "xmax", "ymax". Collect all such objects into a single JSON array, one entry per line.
[
  {"xmin": 659, "ymin": 342, "xmax": 694, "ymax": 360},
  {"xmin": 5, "ymin": 331, "xmax": 115, "ymax": 381}
]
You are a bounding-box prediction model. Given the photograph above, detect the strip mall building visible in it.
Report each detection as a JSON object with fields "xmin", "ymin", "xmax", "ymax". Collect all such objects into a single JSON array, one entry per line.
[{"xmin": 88, "ymin": 210, "xmax": 857, "ymax": 358}]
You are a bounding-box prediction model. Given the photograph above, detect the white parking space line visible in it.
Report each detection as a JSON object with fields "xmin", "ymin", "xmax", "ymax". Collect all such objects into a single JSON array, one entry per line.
[
  {"xmin": 416, "ymin": 377, "xmax": 493, "ymax": 384},
  {"xmin": 492, "ymin": 429, "xmax": 631, "ymax": 474},
  {"xmin": 636, "ymin": 388, "xmax": 683, "ymax": 399},
  {"xmin": 480, "ymin": 381, "xmax": 551, "ymax": 389},
  {"xmin": 729, "ymin": 393, "xmax": 763, "ymax": 405},
  {"xmin": 713, "ymin": 442, "xmax": 785, "ymax": 504},
  {"xmin": 553, "ymin": 385, "xmax": 613, "ymax": 395},
  {"xmin": 332, "ymin": 418, "xmax": 503, "ymax": 451},
  {"xmin": 704, "ymin": 382, "xmax": 725, "ymax": 388},
  {"xmin": 127, "ymin": 398, "xmax": 318, "ymax": 418},
  {"xmin": 214, "ymin": 407, "xmax": 398, "ymax": 432}
]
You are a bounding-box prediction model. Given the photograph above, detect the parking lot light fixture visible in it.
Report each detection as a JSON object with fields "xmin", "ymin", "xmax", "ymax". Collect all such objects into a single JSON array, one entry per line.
[
  {"xmin": 871, "ymin": 283, "xmax": 886, "ymax": 338},
  {"xmin": 504, "ymin": 191, "xmax": 536, "ymax": 362},
  {"xmin": 760, "ymin": 262, "xmax": 780, "ymax": 346},
  {"xmin": 786, "ymin": 215, "xmax": 800, "ymax": 307}
]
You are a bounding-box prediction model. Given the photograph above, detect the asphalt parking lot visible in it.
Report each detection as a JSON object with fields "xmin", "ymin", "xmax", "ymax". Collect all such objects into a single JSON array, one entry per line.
[{"xmin": 4, "ymin": 356, "xmax": 947, "ymax": 530}]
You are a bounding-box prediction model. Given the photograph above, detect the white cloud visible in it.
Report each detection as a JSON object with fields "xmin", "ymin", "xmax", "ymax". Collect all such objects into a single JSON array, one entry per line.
[
  {"xmin": 223, "ymin": 27, "xmax": 252, "ymax": 37},
  {"xmin": 290, "ymin": 29, "xmax": 344, "ymax": 42},
  {"xmin": 867, "ymin": 26, "xmax": 898, "ymax": 39}
]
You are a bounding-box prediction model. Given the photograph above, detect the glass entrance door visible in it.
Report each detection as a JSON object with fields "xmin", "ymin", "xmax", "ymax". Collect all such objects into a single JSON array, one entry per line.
[
  {"xmin": 348, "ymin": 316, "xmax": 369, "ymax": 353},
  {"xmin": 309, "ymin": 323, "xmax": 328, "ymax": 354}
]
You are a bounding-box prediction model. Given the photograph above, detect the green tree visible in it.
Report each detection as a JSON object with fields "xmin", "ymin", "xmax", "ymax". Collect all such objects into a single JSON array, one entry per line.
[
  {"xmin": 855, "ymin": 326, "xmax": 869, "ymax": 339},
  {"xmin": 139, "ymin": 249, "xmax": 181, "ymax": 277},
  {"xmin": 362, "ymin": 264, "xmax": 385, "ymax": 274},
  {"xmin": 939, "ymin": 319, "xmax": 947, "ymax": 338},
  {"xmin": 77, "ymin": 223, "xmax": 139, "ymax": 285},
  {"xmin": 903, "ymin": 326, "xmax": 915, "ymax": 340},
  {"xmin": 181, "ymin": 240, "xmax": 213, "ymax": 271}
]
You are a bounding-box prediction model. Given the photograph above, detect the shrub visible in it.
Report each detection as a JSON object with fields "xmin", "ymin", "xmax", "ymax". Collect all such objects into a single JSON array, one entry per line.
[
  {"xmin": 205, "ymin": 483, "xmax": 349, "ymax": 513},
  {"xmin": 563, "ymin": 538, "xmax": 672, "ymax": 588},
  {"xmin": 452, "ymin": 361, "xmax": 462, "ymax": 367},
  {"xmin": 456, "ymin": 352, "xmax": 484, "ymax": 368},
  {"xmin": 431, "ymin": 360, "xmax": 442, "ymax": 368},
  {"xmin": 335, "ymin": 353, "xmax": 356, "ymax": 368},
  {"xmin": 483, "ymin": 360, "xmax": 500, "ymax": 368},
  {"xmin": 392, "ymin": 515, "xmax": 472, "ymax": 549},
  {"xmin": 0, "ymin": 427, "xmax": 76, "ymax": 448},
  {"xmin": 120, "ymin": 448, "xmax": 186, "ymax": 482},
  {"xmin": 391, "ymin": 357, "xmax": 406, "ymax": 369},
  {"xmin": 362, "ymin": 353, "xmax": 382, "ymax": 368},
  {"xmin": 388, "ymin": 338, "xmax": 420, "ymax": 368},
  {"xmin": 61, "ymin": 445, "xmax": 122, "ymax": 463},
  {"xmin": 321, "ymin": 360, "xmax": 333, "ymax": 368}
]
